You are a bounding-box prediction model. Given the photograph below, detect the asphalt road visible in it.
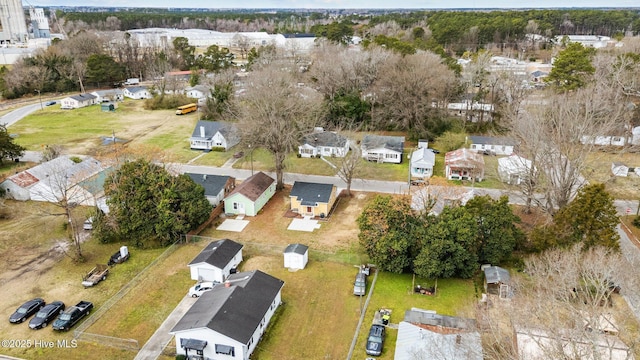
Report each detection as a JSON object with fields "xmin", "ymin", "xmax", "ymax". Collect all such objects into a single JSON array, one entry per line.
[{"xmin": 1, "ymin": 103, "xmax": 42, "ymax": 127}]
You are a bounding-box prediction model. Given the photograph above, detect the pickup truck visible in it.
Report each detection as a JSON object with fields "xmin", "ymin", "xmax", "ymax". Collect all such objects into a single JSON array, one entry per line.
[
  {"xmin": 82, "ymin": 264, "xmax": 109, "ymax": 287},
  {"xmin": 107, "ymin": 246, "xmax": 130, "ymax": 266},
  {"xmin": 52, "ymin": 301, "xmax": 93, "ymax": 331}
]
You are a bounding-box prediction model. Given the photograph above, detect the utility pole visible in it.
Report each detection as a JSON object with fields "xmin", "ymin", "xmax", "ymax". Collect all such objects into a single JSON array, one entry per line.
[{"xmin": 35, "ymin": 89, "xmax": 42, "ymax": 109}]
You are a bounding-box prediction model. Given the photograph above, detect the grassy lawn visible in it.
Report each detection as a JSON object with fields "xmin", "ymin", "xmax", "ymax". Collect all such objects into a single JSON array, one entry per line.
[{"xmin": 585, "ymin": 151, "xmax": 640, "ymax": 199}]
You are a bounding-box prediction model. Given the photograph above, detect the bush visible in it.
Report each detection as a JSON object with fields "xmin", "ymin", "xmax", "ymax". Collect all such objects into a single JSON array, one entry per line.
[
  {"xmin": 633, "ymin": 216, "xmax": 640, "ymax": 228},
  {"xmin": 144, "ymin": 94, "xmax": 193, "ymax": 110}
]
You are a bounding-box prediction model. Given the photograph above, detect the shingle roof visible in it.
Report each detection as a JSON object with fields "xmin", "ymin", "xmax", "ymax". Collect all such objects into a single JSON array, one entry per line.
[
  {"xmin": 226, "ymin": 172, "xmax": 274, "ymax": 202},
  {"xmin": 284, "ymin": 243, "xmax": 308, "ymax": 255},
  {"xmin": 289, "ymin": 181, "xmax": 334, "ymax": 206},
  {"xmin": 361, "ymin": 135, "xmax": 405, "ymax": 153},
  {"xmin": 186, "ymin": 173, "xmax": 232, "ymax": 197},
  {"xmin": 190, "ymin": 120, "xmax": 240, "ymax": 147},
  {"xmin": 170, "ymin": 270, "xmax": 284, "ymax": 344},
  {"xmin": 125, "ymin": 86, "xmax": 148, "ymax": 93},
  {"xmin": 188, "ymin": 239, "xmax": 243, "ymax": 268},
  {"xmin": 410, "ymin": 147, "xmax": 436, "ymax": 166},
  {"xmin": 69, "ymin": 93, "xmax": 96, "ymax": 102},
  {"xmin": 468, "ymin": 136, "xmax": 517, "ymax": 146},
  {"xmin": 301, "ymin": 131, "xmax": 347, "ymax": 148}
]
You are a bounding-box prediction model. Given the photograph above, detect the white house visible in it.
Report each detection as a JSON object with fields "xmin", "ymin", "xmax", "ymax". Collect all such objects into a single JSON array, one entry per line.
[
  {"xmin": 498, "ymin": 154, "xmax": 534, "ymax": 185},
  {"xmin": 91, "ymin": 89, "xmax": 124, "ymax": 103},
  {"xmin": 394, "ymin": 309, "xmax": 483, "ymax": 360},
  {"xmin": 283, "ymin": 243, "xmax": 309, "ymax": 270},
  {"xmin": 185, "ymin": 173, "xmax": 235, "ymax": 207},
  {"xmin": 188, "ymin": 239, "xmax": 244, "ymax": 283},
  {"xmin": 298, "ymin": 128, "xmax": 349, "ymax": 158},
  {"xmin": 190, "ymin": 120, "xmax": 240, "ymax": 151},
  {"xmin": 170, "ymin": 270, "xmax": 284, "ymax": 360},
  {"xmin": 186, "ymin": 85, "xmax": 210, "ymax": 99},
  {"xmin": 123, "ymin": 86, "xmax": 152, "ymax": 100},
  {"xmin": 410, "ymin": 147, "xmax": 436, "ymax": 180},
  {"xmin": 468, "ymin": 136, "xmax": 516, "ymax": 156},
  {"xmin": 60, "ymin": 93, "xmax": 97, "ymax": 109},
  {"xmin": 611, "ymin": 162, "xmax": 630, "ymax": 177},
  {"xmin": 361, "ymin": 135, "xmax": 405, "ymax": 164},
  {"xmin": 580, "ymin": 134, "xmax": 627, "ymax": 147}
]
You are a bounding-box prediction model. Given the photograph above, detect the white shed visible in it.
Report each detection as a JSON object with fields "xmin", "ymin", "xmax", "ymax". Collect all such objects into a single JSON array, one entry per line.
[
  {"xmin": 283, "ymin": 243, "xmax": 309, "ymax": 270},
  {"xmin": 188, "ymin": 239, "xmax": 243, "ymax": 283}
]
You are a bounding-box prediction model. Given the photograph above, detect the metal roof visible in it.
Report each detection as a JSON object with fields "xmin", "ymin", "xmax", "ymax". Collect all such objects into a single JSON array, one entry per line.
[{"xmin": 483, "ymin": 266, "xmax": 510, "ymax": 285}]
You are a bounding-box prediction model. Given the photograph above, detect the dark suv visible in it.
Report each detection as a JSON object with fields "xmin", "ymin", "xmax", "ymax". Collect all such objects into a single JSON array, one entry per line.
[{"xmin": 365, "ymin": 324, "xmax": 385, "ymax": 356}]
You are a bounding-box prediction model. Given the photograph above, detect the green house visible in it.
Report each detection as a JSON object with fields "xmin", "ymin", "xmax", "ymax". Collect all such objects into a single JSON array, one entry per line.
[{"xmin": 224, "ymin": 172, "xmax": 276, "ymax": 216}]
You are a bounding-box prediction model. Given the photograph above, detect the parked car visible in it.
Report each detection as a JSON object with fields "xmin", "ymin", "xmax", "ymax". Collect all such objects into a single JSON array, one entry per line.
[
  {"xmin": 188, "ymin": 282, "xmax": 217, "ymax": 298},
  {"xmin": 353, "ymin": 272, "xmax": 366, "ymax": 296},
  {"xmin": 365, "ymin": 324, "xmax": 385, "ymax": 356},
  {"xmin": 28, "ymin": 301, "xmax": 65, "ymax": 329},
  {"xmin": 45, "ymin": 101, "xmax": 56, "ymax": 106},
  {"xmin": 429, "ymin": 148, "xmax": 440, "ymax": 154},
  {"xmin": 83, "ymin": 217, "xmax": 94, "ymax": 230},
  {"xmin": 9, "ymin": 298, "xmax": 45, "ymax": 324},
  {"xmin": 52, "ymin": 301, "xmax": 93, "ymax": 331}
]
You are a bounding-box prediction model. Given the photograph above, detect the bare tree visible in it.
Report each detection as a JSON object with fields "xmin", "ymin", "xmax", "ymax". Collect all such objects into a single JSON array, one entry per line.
[
  {"xmin": 336, "ymin": 141, "xmax": 361, "ymax": 197},
  {"xmin": 238, "ymin": 66, "xmax": 326, "ymax": 189}
]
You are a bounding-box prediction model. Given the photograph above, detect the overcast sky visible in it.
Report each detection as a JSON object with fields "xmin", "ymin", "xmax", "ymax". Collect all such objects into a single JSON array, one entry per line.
[{"xmin": 30, "ymin": 0, "xmax": 640, "ymax": 9}]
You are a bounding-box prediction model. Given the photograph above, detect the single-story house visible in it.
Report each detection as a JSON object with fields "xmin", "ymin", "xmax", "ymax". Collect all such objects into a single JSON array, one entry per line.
[
  {"xmin": 394, "ymin": 308, "xmax": 483, "ymax": 360},
  {"xmin": 224, "ymin": 172, "xmax": 276, "ymax": 217},
  {"xmin": 186, "ymin": 85, "xmax": 211, "ymax": 99},
  {"xmin": 123, "ymin": 86, "xmax": 152, "ymax": 100},
  {"xmin": 60, "ymin": 93, "xmax": 97, "ymax": 109},
  {"xmin": 483, "ymin": 265, "xmax": 511, "ymax": 297},
  {"xmin": 0, "ymin": 155, "xmax": 106, "ymax": 204},
  {"xmin": 410, "ymin": 147, "xmax": 436, "ymax": 180},
  {"xmin": 188, "ymin": 239, "xmax": 244, "ymax": 283},
  {"xmin": 186, "ymin": 173, "xmax": 235, "ymax": 207},
  {"xmin": 447, "ymin": 101, "xmax": 494, "ymax": 122},
  {"xmin": 468, "ymin": 136, "xmax": 516, "ymax": 156},
  {"xmin": 611, "ymin": 162, "xmax": 630, "ymax": 177},
  {"xmin": 283, "ymin": 243, "xmax": 309, "ymax": 270},
  {"xmin": 190, "ymin": 120, "xmax": 240, "ymax": 151},
  {"xmin": 498, "ymin": 154, "xmax": 534, "ymax": 185},
  {"xmin": 530, "ymin": 70, "xmax": 549, "ymax": 82},
  {"xmin": 91, "ymin": 89, "xmax": 124, "ymax": 103},
  {"xmin": 411, "ymin": 187, "xmax": 475, "ymax": 216},
  {"xmin": 298, "ymin": 129, "xmax": 350, "ymax": 158},
  {"xmin": 361, "ymin": 135, "xmax": 404, "ymax": 164},
  {"xmin": 289, "ymin": 181, "xmax": 337, "ymax": 218},
  {"xmin": 170, "ymin": 270, "xmax": 284, "ymax": 360},
  {"xmin": 445, "ymin": 148, "xmax": 485, "ymax": 182}
]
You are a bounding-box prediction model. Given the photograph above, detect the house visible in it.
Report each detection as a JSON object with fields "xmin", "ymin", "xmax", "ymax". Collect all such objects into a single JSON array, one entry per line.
[
  {"xmin": 289, "ymin": 181, "xmax": 337, "ymax": 218},
  {"xmin": 170, "ymin": 270, "xmax": 284, "ymax": 360},
  {"xmin": 410, "ymin": 147, "xmax": 436, "ymax": 181},
  {"xmin": 123, "ymin": 86, "xmax": 152, "ymax": 100},
  {"xmin": 498, "ymin": 154, "xmax": 534, "ymax": 185},
  {"xmin": 0, "ymin": 155, "xmax": 105, "ymax": 204},
  {"xmin": 394, "ymin": 308, "xmax": 483, "ymax": 360},
  {"xmin": 580, "ymin": 134, "xmax": 627, "ymax": 147},
  {"xmin": 298, "ymin": 129, "xmax": 350, "ymax": 158},
  {"xmin": 186, "ymin": 85, "xmax": 210, "ymax": 99},
  {"xmin": 283, "ymin": 243, "xmax": 309, "ymax": 270},
  {"xmin": 483, "ymin": 265, "xmax": 511, "ymax": 297},
  {"xmin": 188, "ymin": 239, "xmax": 244, "ymax": 283},
  {"xmin": 190, "ymin": 120, "xmax": 240, "ymax": 151},
  {"xmin": 411, "ymin": 187, "xmax": 475, "ymax": 215},
  {"xmin": 60, "ymin": 93, "xmax": 97, "ymax": 109},
  {"xmin": 445, "ymin": 148, "xmax": 485, "ymax": 182},
  {"xmin": 361, "ymin": 135, "xmax": 405, "ymax": 164},
  {"xmin": 91, "ymin": 89, "xmax": 124, "ymax": 103},
  {"xmin": 468, "ymin": 136, "xmax": 516, "ymax": 156},
  {"xmin": 186, "ymin": 173, "xmax": 235, "ymax": 207},
  {"xmin": 73, "ymin": 167, "xmax": 115, "ymax": 212},
  {"xmin": 447, "ymin": 101, "xmax": 494, "ymax": 122},
  {"xmin": 611, "ymin": 162, "xmax": 630, "ymax": 177},
  {"xmin": 224, "ymin": 172, "xmax": 276, "ymax": 216}
]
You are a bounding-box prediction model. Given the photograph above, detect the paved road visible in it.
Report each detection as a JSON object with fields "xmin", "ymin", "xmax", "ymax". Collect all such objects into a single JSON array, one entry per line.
[
  {"xmin": 616, "ymin": 225, "xmax": 640, "ymax": 323},
  {"xmin": 1, "ymin": 103, "xmax": 41, "ymax": 127}
]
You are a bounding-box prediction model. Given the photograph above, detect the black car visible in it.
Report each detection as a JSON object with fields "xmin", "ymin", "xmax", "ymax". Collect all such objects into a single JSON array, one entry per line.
[
  {"xmin": 9, "ymin": 298, "xmax": 45, "ymax": 324},
  {"xmin": 45, "ymin": 101, "xmax": 56, "ymax": 106},
  {"xmin": 28, "ymin": 301, "xmax": 65, "ymax": 329},
  {"xmin": 365, "ymin": 324, "xmax": 385, "ymax": 356}
]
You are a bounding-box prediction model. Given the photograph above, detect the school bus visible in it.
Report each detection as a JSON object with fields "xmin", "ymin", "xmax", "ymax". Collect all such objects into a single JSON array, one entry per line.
[{"xmin": 176, "ymin": 103, "xmax": 198, "ymax": 115}]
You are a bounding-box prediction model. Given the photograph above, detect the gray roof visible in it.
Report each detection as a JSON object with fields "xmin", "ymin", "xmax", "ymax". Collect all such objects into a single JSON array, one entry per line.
[
  {"xmin": 289, "ymin": 181, "xmax": 334, "ymax": 206},
  {"xmin": 395, "ymin": 321, "xmax": 483, "ymax": 360},
  {"xmin": 403, "ymin": 309, "xmax": 476, "ymax": 330},
  {"xmin": 188, "ymin": 239, "xmax": 243, "ymax": 268},
  {"xmin": 69, "ymin": 93, "xmax": 96, "ymax": 102},
  {"xmin": 468, "ymin": 136, "xmax": 517, "ymax": 146},
  {"xmin": 484, "ymin": 266, "xmax": 510, "ymax": 285},
  {"xmin": 125, "ymin": 86, "xmax": 148, "ymax": 93},
  {"xmin": 284, "ymin": 243, "xmax": 308, "ymax": 255},
  {"xmin": 361, "ymin": 135, "xmax": 404, "ymax": 153},
  {"xmin": 170, "ymin": 270, "xmax": 285, "ymax": 344},
  {"xmin": 186, "ymin": 173, "xmax": 232, "ymax": 197},
  {"xmin": 301, "ymin": 131, "xmax": 347, "ymax": 148},
  {"xmin": 190, "ymin": 120, "xmax": 240, "ymax": 148},
  {"xmin": 410, "ymin": 147, "xmax": 436, "ymax": 166}
]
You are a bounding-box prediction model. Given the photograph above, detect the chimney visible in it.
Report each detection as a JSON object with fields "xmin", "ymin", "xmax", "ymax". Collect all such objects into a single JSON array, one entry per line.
[
  {"xmin": 200, "ymin": 126, "xmax": 205, "ymax": 137},
  {"xmin": 224, "ymin": 281, "xmax": 231, "ymax": 288},
  {"xmin": 456, "ymin": 334, "xmax": 461, "ymax": 345}
]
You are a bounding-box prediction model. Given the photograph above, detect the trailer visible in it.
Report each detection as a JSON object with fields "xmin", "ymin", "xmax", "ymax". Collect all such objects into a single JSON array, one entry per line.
[
  {"xmin": 82, "ymin": 264, "xmax": 109, "ymax": 287},
  {"xmin": 108, "ymin": 246, "xmax": 130, "ymax": 266}
]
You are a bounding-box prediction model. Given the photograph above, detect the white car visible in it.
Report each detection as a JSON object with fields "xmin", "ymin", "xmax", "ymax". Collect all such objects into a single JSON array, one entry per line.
[
  {"xmin": 83, "ymin": 217, "xmax": 94, "ymax": 230},
  {"xmin": 188, "ymin": 282, "xmax": 216, "ymax": 297}
]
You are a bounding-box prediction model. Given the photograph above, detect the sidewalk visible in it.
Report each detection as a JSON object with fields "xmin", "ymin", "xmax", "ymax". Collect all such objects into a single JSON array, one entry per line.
[{"xmin": 134, "ymin": 295, "xmax": 197, "ymax": 360}]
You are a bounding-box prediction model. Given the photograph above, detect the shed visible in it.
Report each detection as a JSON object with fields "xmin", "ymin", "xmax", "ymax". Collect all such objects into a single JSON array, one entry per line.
[
  {"xmin": 611, "ymin": 162, "xmax": 629, "ymax": 177},
  {"xmin": 483, "ymin": 265, "xmax": 511, "ymax": 297},
  {"xmin": 101, "ymin": 102, "xmax": 116, "ymax": 112},
  {"xmin": 188, "ymin": 239, "xmax": 244, "ymax": 283},
  {"xmin": 283, "ymin": 243, "xmax": 309, "ymax": 270}
]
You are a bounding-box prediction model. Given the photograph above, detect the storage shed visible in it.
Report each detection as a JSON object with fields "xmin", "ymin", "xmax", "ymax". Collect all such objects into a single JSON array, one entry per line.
[
  {"xmin": 483, "ymin": 265, "xmax": 511, "ymax": 298},
  {"xmin": 283, "ymin": 243, "xmax": 309, "ymax": 270}
]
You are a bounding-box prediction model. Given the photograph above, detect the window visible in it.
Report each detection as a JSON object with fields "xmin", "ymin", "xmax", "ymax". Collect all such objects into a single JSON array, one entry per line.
[
  {"xmin": 215, "ymin": 344, "xmax": 235, "ymax": 356},
  {"xmin": 233, "ymin": 203, "xmax": 238, "ymax": 210},
  {"xmin": 301, "ymin": 148, "xmax": 314, "ymax": 155}
]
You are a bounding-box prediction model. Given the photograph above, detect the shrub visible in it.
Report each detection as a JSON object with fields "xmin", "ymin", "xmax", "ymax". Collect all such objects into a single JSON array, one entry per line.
[
  {"xmin": 144, "ymin": 94, "xmax": 193, "ymax": 110},
  {"xmin": 633, "ymin": 216, "xmax": 640, "ymax": 228}
]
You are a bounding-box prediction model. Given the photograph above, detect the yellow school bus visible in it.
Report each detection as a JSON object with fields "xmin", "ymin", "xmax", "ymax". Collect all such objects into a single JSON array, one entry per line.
[{"xmin": 176, "ymin": 103, "xmax": 198, "ymax": 115}]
